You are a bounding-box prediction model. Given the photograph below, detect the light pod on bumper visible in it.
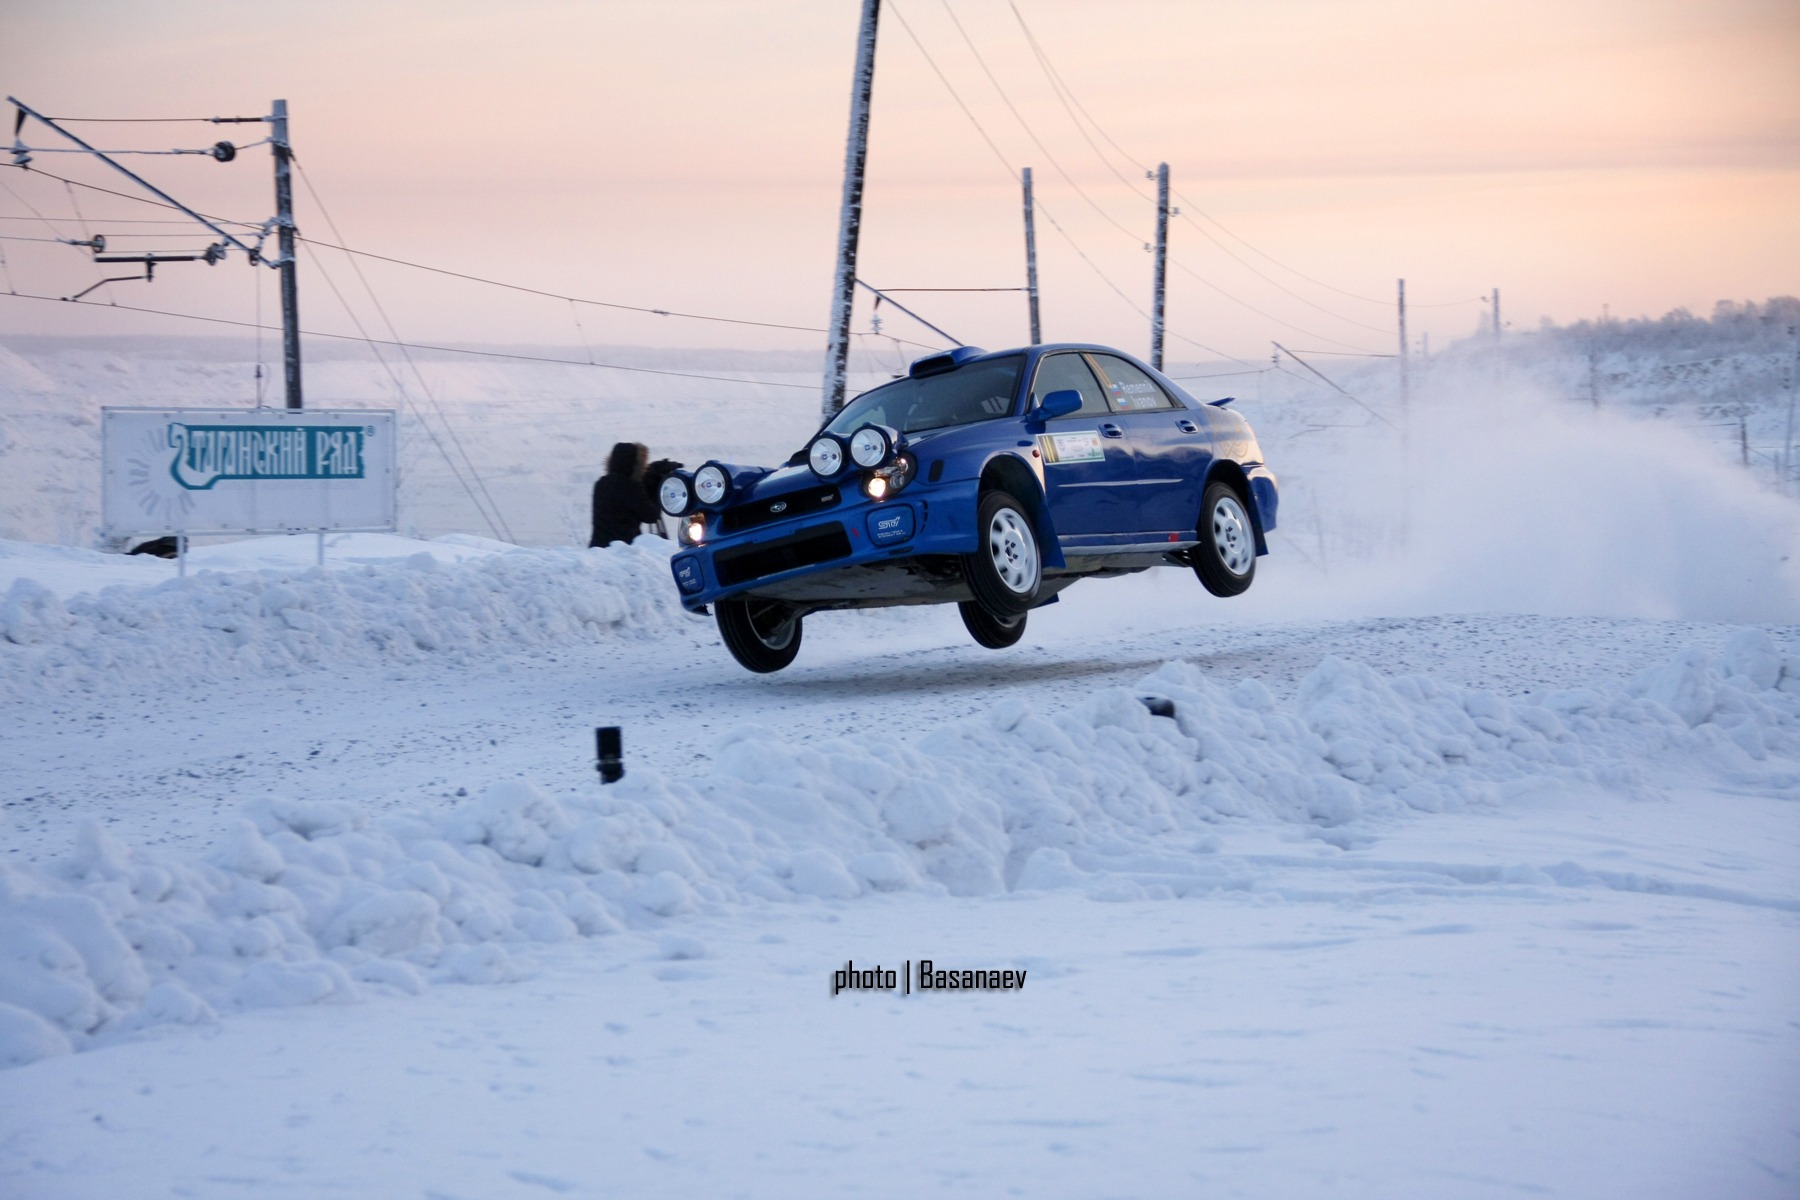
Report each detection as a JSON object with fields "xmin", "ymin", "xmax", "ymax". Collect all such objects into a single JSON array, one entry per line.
[
  {"xmin": 849, "ymin": 425, "xmax": 893, "ymax": 469},
  {"xmin": 659, "ymin": 472, "xmax": 695, "ymax": 517},
  {"xmin": 862, "ymin": 451, "xmax": 917, "ymax": 500},
  {"xmin": 693, "ymin": 462, "xmax": 731, "ymax": 507},
  {"xmin": 808, "ymin": 434, "xmax": 848, "ymax": 478}
]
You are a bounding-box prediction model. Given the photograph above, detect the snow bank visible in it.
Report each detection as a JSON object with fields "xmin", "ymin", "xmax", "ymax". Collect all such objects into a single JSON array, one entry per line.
[
  {"xmin": 2, "ymin": 632, "xmax": 1795, "ymax": 1068},
  {"xmin": 0, "ymin": 537, "xmax": 688, "ymax": 695}
]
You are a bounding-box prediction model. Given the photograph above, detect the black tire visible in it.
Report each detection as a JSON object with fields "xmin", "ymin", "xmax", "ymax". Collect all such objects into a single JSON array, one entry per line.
[
  {"xmin": 958, "ymin": 601, "xmax": 1027, "ymax": 649},
  {"xmin": 962, "ymin": 490, "xmax": 1041, "ymax": 618},
  {"xmin": 1193, "ymin": 479, "xmax": 1257, "ymax": 597},
  {"xmin": 716, "ymin": 598, "xmax": 803, "ymax": 673}
]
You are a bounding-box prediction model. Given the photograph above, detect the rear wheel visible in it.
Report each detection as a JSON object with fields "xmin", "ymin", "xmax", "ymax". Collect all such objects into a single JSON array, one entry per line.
[
  {"xmin": 1192, "ymin": 479, "xmax": 1256, "ymax": 597},
  {"xmin": 958, "ymin": 601, "xmax": 1027, "ymax": 649},
  {"xmin": 716, "ymin": 598, "xmax": 803, "ymax": 673},
  {"xmin": 963, "ymin": 490, "xmax": 1041, "ymax": 618}
]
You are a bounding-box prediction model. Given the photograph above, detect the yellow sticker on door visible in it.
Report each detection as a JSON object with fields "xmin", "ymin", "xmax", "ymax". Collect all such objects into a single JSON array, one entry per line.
[{"xmin": 1039, "ymin": 431, "xmax": 1106, "ymax": 464}]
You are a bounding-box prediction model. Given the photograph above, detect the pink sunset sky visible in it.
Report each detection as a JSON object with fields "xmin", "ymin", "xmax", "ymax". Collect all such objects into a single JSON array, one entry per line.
[{"xmin": 1, "ymin": 0, "xmax": 1795, "ymax": 363}]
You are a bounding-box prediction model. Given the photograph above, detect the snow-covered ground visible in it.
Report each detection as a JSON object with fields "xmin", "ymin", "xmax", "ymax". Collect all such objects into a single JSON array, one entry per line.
[{"xmin": 2, "ymin": 326, "xmax": 1798, "ymax": 1197}]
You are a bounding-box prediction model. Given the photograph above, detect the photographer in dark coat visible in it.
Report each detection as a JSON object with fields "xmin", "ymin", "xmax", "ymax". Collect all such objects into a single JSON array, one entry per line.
[{"xmin": 590, "ymin": 442, "xmax": 680, "ymax": 548}]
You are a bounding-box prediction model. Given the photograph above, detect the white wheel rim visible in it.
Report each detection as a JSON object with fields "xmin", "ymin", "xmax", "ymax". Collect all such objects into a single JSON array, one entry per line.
[
  {"xmin": 986, "ymin": 507, "xmax": 1039, "ymax": 594},
  {"xmin": 747, "ymin": 602, "xmax": 796, "ymax": 649},
  {"xmin": 1211, "ymin": 495, "xmax": 1255, "ymax": 576}
]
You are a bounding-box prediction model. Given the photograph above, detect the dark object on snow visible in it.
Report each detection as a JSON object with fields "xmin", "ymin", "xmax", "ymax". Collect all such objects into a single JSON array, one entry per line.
[
  {"xmin": 596, "ymin": 725, "xmax": 624, "ymax": 784},
  {"xmin": 590, "ymin": 442, "xmax": 665, "ymax": 548},
  {"xmin": 1138, "ymin": 696, "xmax": 1177, "ymax": 719},
  {"xmin": 127, "ymin": 536, "xmax": 179, "ymax": 559}
]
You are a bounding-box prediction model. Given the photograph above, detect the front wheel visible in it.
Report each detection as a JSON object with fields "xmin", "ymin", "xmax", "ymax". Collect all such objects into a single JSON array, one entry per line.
[
  {"xmin": 1192, "ymin": 480, "xmax": 1257, "ymax": 597},
  {"xmin": 958, "ymin": 601, "xmax": 1027, "ymax": 649},
  {"xmin": 962, "ymin": 490, "xmax": 1041, "ymax": 618},
  {"xmin": 716, "ymin": 598, "xmax": 803, "ymax": 673}
]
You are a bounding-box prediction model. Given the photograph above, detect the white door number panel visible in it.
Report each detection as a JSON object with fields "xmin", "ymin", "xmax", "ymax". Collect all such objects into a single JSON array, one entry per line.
[{"xmin": 1038, "ymin": 431, "xmax": 1106, "ymax": 464}]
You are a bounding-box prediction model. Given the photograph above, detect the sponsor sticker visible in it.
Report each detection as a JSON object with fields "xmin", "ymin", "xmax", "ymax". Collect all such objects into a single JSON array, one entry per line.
[
  {"xmin": 866, "ymin": 503, "xmax": 916, "ymax": 546},
  {"xmin": 1038, "ymin": 431, "xmax": 1105, "ymax": 464}
]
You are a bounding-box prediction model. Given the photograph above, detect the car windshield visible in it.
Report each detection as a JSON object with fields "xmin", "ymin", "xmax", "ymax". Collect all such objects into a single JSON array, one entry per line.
[{"xmin": 823, "ymin": 355, "xmax": 1025, "ymax": 439}]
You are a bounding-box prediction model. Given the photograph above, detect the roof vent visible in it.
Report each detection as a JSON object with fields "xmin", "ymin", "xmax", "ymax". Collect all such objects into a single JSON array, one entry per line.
[{"xmin": 908, "ymin": 345, "xmax": 987, "ymax": 378}]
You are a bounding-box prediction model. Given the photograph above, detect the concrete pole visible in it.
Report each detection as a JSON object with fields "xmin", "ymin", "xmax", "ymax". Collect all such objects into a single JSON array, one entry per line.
[
  {"xmin": 1397, "ymin": 278, "xmax": 1410, "ymax": 546},
  {"xmin": 1150, "ymin": 163, "xmax": 1169, "ymax": 370},
  {"xmin": 1022, "ymin": 167, "xmax": 1041, "ymax": 345},
  {"xmin": 822, "ymin": 0, "xmax": 882, "ymax": 420},
  {"xmin": 1396, "ymin": 278, "xmax": 1409, "ymax": 420},
  {"xmin": 271, "ymin": 99, "xmax": 302, "ymax": 410}
]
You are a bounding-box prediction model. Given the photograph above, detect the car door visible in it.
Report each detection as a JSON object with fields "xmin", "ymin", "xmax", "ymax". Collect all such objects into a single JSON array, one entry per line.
[
  {"xmin": 1085, "ymin": 352, "xmax": 1211, "ymax": 539},
  {"xmin": 1028, "ymin": 351, "xmax": 1145, "ymax": 543}
]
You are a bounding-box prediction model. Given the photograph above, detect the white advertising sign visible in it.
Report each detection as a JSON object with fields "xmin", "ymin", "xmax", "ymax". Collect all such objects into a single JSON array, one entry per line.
[{"xmin": 102, "ymin": 408, "xmax": 397, "ymax": 537}]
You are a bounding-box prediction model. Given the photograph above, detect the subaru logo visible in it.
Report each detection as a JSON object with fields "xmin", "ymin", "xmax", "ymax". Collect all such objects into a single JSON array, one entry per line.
[{"xmin": 770, "ymin": 501, "xmax": 787, "ymax": 513}]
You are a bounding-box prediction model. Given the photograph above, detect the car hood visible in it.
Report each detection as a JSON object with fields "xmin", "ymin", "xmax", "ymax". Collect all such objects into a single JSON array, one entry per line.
[{"xmin": 718, "ymin": 426, "xmax": 962, "ymax": 506}]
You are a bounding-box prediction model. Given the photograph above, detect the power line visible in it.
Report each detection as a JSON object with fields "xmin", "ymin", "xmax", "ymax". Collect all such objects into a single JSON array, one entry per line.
[
  {"xmin": 298, "ymin": 235, "xmax": 509, "ymax": 540},
  {"xmin": 886, "ymin": 2, "xmax": 1251, "ymax": 366},
  {"xmin": 298, "ymin": 236, "xmax": 830, "ymax": 336},
  {"xmin": 1006, "ymin": 1, "xmax": 1149, "ymax": 196},
  {"xmin": 0, "ymin": 163, "xmax": 265, "ymax": 227},
  {"xmin": 1271, "ymin": 341, "xmax": 1396, "ymax": 429},
  {"xmin": 38, "ymin": 115, "xmax": 241, "ymax": 124},
  {"xmin": 933, "ymin": 0, "xmax": 1145, "ymax": 246},
  {"xmin": 1168, "ymin": 259, "xmax": 1383, "ymax": 353},
  {"xmin": 1005, "ymin": 0, "xmax": 1479, "ymax": 313},
  {"xmin": 896, "ymin": 2, "xmax": 1361, "ymax": 362},
  {"xmin": 0, "ymin": 290, "xmax": 822, "ymax": 388},
  {"xmin": 2, "ymin": 161, "xmax": 829, "ymax": 337},
  {"xmin": 294, "ymin": 159, "xmax": 515, "ymax": 541}
]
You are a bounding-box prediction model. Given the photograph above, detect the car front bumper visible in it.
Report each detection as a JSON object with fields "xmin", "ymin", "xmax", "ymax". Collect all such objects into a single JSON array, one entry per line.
[{"xmin": 669, "ymin": 479, "xmax": 982, "ymax": 612}]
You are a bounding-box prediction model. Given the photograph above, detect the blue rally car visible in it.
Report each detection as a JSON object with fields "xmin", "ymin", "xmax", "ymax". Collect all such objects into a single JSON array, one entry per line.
[{"xmin": 659, "ymin": 343, "xmax": 1278, "ymax": 672}]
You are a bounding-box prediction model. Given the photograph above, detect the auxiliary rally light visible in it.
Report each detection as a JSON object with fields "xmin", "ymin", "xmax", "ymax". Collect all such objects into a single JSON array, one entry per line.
[{"xmin": 659, "ymin": 472, "xmax": 695, "ymax": 517}]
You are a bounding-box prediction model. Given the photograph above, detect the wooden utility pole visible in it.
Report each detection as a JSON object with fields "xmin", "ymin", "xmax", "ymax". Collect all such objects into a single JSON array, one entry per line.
[
  {"xmin": 1493, "ymin": 287, "xmax": 1502, "ymax": 340},
  {"xmin": 1021, "ymin": 166, "xmax": 1041, "ymax": 345},
  {"xmin": 822, "ymin": 0, "xmax": 882, "ymax": 420},
  {"xmin": 1396, "ymin": 278, "xmax": 1409, "ymax": 419},
  {"xmin": 1150, "ymin": 162, "xmax": 1169, "ymax": 370},
  {"xmin": 1783, "ymin": 323, "xmax": 1799, "ymax": 494},
  {"xmin": 1397, "ymin": 278, "xmax": 1410, "ymax": 546},
  {"xmin": 270, "ymin": 99, "xmax": 302, "ymax": 410}
]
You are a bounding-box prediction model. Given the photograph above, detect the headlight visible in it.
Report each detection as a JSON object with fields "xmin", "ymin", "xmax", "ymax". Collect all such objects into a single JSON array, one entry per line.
[
  {"xmin": 659, "ymin": 472, "xmax": 694, "ymax": 516},
  {"xmin": 683, "ymin": 515, "xmax": 706, "ymax": 544},
  {"xmin": 862, "ymin": 452, "xmax": 916, "ymax": 501},
  {"xmin": 693, "ymin": 463, "xmax": 730, "ymax": 507},
  {"xmin": 886, "ymin": 452, "xmax": 916, "ymax": 492},
  {"xmin": 849, "ymin": 425, "xmax": 892, "ymax": 469},
  {"xmin": 808, "ymin": 435, "xmax": 847, "ymax": 478}
]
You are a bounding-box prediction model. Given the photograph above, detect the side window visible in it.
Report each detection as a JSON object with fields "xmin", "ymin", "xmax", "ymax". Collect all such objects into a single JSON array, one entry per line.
[
  {"xmin": 1088, "ymin": 353, "xmax": 1177, "ymax": 412},
  {"xmin": 1030, "ymin": 353, "xmax": 1110, "ymax": 419}
]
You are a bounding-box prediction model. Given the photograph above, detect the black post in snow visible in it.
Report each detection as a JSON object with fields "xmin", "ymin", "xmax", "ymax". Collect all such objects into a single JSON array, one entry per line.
[{"xmin": 822, "ymin": 0, "xmax": 881, "ymax": 421}]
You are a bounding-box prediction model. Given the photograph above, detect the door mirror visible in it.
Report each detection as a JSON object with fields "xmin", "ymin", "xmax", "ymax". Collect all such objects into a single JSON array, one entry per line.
[{"xmin": 1035, "ymin": 389, "xmax": 1083, "ymax": 421}]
